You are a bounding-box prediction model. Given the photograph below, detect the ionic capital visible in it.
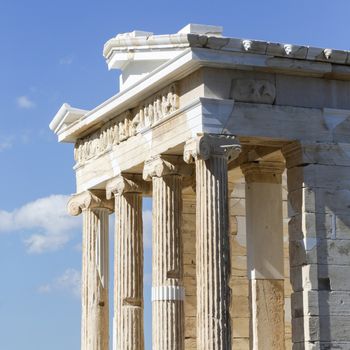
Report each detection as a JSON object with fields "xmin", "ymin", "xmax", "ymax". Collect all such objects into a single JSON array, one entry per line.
[
  {"xmin": 183, "ymin": 134, "xmax": 241, "ymax": 164},
  {"xmin": 67, "ymin": 190, "xmax": 114, "ymax": 216},
  {"xmin": 143, "ymin": 155, "xmax": 192, "ymax": 181},
  {"xmin": 106, "ymin": 174, "xmax": 144, "ymax": 199},
  {"xmin": 241, "ymin": 161, "xmax": 285, "ymax": 184}
]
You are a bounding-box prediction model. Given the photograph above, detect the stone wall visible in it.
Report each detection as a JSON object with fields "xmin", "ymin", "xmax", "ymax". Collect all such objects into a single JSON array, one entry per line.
[
  {"xmin": 229, "ymin": 174, "xmax": 292, "ymax": 350},
  {"xmin": 284, "ymin": 142, "xmax": 350, "ymax": 349},
  {"xmin": 229, "ymin": 178, "xmax": 250, "ymax": 349}
]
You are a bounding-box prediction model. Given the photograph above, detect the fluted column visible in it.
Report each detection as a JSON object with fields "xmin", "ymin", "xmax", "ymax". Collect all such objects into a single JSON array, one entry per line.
[
  {"xmin": 143, "ymin": 155, "xmax": 190, "ymax": 350},
  {"xmin": 184, "ymin": 134, "xmax": 241, "ymax": 350},
  {"xmin": 106, "ymin": 175, "xmax": 144, "ymax": 350},
  {"xmin": 241, "ymin": 161, "xmax": 285, "ymax": 350},
  {"xmin": 68, "ymin": 190, "xmax": 113, "ymax": 350}
]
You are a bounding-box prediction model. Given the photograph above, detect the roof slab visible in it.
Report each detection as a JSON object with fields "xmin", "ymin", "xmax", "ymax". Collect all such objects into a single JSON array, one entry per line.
[{"xmin": 50, "ymin": 24, "xmax": 350, "ymax": 144}]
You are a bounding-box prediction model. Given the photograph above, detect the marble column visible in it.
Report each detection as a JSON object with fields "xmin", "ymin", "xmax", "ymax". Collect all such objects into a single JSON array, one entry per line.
[
  {"xmin": 184, "ymin": 134, "xmax": 241, "ymax": 350},
  {"xmin": 241, "ymin": 161, "xmax": 285, "ymax": 350},
  {"xmin": 143, "ymin": 155, "xmax": 189, "ymax": 350},
  {"xmin": 106, "ymin": 175, "xmax": 144, "ymax": 350},
  {"xmin": 68, "ymin": 190, "xmax": 113, "ymax": 350}
]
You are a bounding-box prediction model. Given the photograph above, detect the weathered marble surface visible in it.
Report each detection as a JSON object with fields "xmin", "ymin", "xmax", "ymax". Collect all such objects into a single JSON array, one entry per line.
[
  {"xmin": 183, "ymin": 135, "xmax": 241, "ymax": 350},
  {"xmin": 51, "ymin": 23, "xmax": 350, "ymax": 350},
  {"xmin": 68, "ymin": 191, "xmax": 113, "ymax": 350},
  {"xmin": 242, "ymin": 161, "xmax": 286, "ymax": 350},
  {"xmin": 283, "ymin": 142, "xmax": 350, "ymax": 349},
  {"xmin": 143, "ymin": 156, "xmax": 186, "ymax": 350},
  {"xmin": 107, "ymin": 176, "xmax": 144, "ymax": 350}
]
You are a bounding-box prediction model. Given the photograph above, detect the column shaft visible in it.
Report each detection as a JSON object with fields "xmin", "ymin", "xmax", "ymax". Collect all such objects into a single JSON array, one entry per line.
[
  {"xmin": 152, "ymin": 174, "xmax": 184, "ymax": 350},
  {"xmin": 81, "ymin": 211, "xmax": 88, "ymax": 350},
  {"xmin": 114, "ymin": 192, "xmax": 144, "ymax": 350},
  {"xmin": 195, "ymin": 156, "xmax": 231, "ymax": 350},
  {"xmin": 83, "ymin": 208, "xmax": 110, "ymax": 350}
]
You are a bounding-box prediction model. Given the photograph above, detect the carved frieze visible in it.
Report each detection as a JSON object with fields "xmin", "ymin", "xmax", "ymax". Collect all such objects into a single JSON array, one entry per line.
[
  {"xmin": 230, "ymin": 79, "xmax": 276, "ymax": 104},
  {"xmin": 74, "ymin": 83, "xmax": 179, "ymax": 165},
  {"xmin": 135, "ymin": 83, "xmax": 178, "ymax": 129}
]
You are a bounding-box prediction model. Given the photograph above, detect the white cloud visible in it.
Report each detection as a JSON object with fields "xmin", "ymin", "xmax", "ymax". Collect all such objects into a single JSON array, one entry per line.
[
  {"xmin": 0, "ymin": 137, "xmax": 13, "ymax": 152},
  {"xmin": 0, "ymin": 194, "xmax": 81, "ymax": 253},
  {"xmin": 0, "ymin": 194, "xmax": 151, "ymax": 254},
  {"xmin": 38, "ymin": 284, "xmax": 51, "ymax": 293},
  {"xmin": 59, "ymin": 55, "xmax": 74, "ymax": 65},
  {"xmin": 25, "ymin": 234, "xmax": 71, "ymax": 254},
  {"xmin": 38, "ymin": 268, "xmax": 81, "ymax": 298},
  {"xmin": 16, "ymin": 95, "xmax": 35, "ymax": 109}
]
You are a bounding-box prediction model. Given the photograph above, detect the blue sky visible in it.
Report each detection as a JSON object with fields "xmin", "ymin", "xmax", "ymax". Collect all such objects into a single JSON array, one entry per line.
[{"xmin": 0, "ymin": 0, "xmax": 349, "ymax": 349}]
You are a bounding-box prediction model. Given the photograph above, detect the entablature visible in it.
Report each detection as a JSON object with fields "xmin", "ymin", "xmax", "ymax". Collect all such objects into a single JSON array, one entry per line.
[
  {"xmin": 50, "ymin": 25, "xmax": 350, "ymax": 145},
  {"xmin": 49, "ymin": 24, "xmax": 350, "ymax": 194},
  {"xmin": 74, "ymin": 83, "xmax": 179, "ymax": 166},
  {"xmin": 73, "ymin": 95, "xmax": 350, "ymax": 192}
]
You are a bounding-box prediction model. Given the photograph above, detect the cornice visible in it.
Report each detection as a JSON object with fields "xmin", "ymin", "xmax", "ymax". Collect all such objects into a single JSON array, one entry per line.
[
  {"xmin": 103, "ymin": 24, "xmax": 223, "ymax": 61},
  {"xmin": 49, "ymin": 103, "xmax": 88, "ymax": 136},
  {"xmin": 104, "ymin": 33, "xmax": 190, "ymax": 62},
  {"xmin": 56, "ymin": 48, "xmax": 198, "ymax": 143},
  {"xmin": 51, "ymin": 28, "xmax": 350, "ymax": 144}
]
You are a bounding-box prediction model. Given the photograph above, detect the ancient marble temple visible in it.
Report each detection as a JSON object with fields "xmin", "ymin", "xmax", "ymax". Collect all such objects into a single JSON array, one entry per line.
[{"xmin": 50, "ymin": 24, "xmax": 350, "ymax": 350}]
